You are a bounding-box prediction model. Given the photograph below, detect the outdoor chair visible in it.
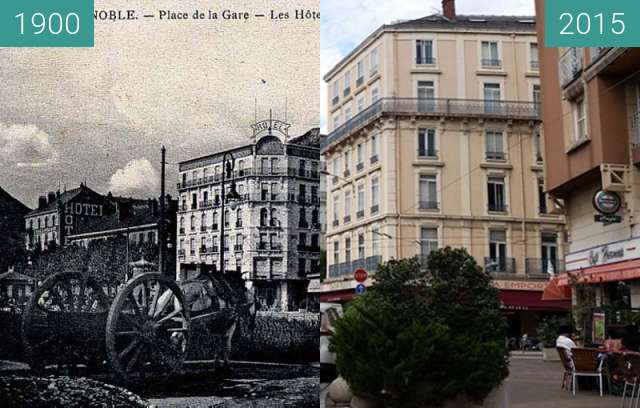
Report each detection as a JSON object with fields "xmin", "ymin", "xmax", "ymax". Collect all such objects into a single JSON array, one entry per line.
[
  {"xmin": 557, "ymin": 347, "xmax": 573, "ymax": 391},
  {"xmin": 623, "ymin": 354, "xmax": 640, "ymax": 408},
  {"xmin": 570, "ymin": 348, "xmax": 608, "ymax": 397}
]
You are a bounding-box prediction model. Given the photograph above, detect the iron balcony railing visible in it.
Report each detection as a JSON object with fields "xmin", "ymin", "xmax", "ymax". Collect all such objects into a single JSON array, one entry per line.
[
  {"xmin": 416, "ymin": 56, "xmax": 436, "ymax": 65},
  {"xmin": 322, "ymin": 97, "xmax": 541, "ymax": 151},
  {"xmin": 559, "ymin": 47, "xmax": 583, "ymax": 87},
  {"xmin": 525, "ymin": 258, "xmax": 565, "ymax": 276},
  {"xmin": 486, "ymin": 151, "xmax": 506, "ymax": 161},
  {"xmin": 327, "ymin": 256, "xmax": 382, "ymax": 279},
  {"xmin": 488, "ymin": 203, "xmax": 508, "ymax": 213},
  {"xmin": 418, "ymin": 149, "xmax": 438, "ymax": 158},
  {"xmin": 419, "ymin": 201, "xmax": 439, "ymax": 210},
  {"xmin": 481, "ymin": 58, "xmax": 502, "ymax": 68},
  {"xmin": 530, "ymin": 60, "xmax": 540, "ymax": 71},
  {"xmin": 484, "ymin": 257, "xmax": 516, "ymax": 274}
]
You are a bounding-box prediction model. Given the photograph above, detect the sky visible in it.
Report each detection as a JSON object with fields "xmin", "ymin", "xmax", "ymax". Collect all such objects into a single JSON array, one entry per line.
[
  {"xmin": 0, "ymin": 0, "xmax": 320, "ymax": 207},
  {"xmin": 320, "ymin": 0, "xmax": 535, "ymax": 132}
]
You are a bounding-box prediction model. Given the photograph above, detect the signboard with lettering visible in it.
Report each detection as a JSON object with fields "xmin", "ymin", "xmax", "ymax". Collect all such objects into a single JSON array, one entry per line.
[
  {"xmin": 62, "ymin": 200, "xmax": 105, "ymax": 243},
  {"xmin": 251, "ymin": 118, "xmax": 291, "ymax": 140},
  {"xmin": 565, "ymin": 236, "xmax": 640, "ymax": 271},
  {"xmin": 492, "ymin": 280, "xmax": 547, "ymax": 292}
]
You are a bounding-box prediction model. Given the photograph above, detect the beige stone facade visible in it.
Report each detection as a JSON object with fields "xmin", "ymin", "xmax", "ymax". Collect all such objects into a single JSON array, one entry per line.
[{"xmin": 321, "ymin": 14, "xmax": 564, "ymax": 298}]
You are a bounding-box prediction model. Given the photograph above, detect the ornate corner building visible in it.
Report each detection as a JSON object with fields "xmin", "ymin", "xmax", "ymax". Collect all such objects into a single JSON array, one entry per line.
[{"xmin": 176, "ymin": 121, "xmax": 321, "ymax": 312}]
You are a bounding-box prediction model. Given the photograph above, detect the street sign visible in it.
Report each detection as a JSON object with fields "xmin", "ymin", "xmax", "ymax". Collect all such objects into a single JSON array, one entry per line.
[
  {"xmin": 355, "ymin": 283, "xmax": 366, "ymax": 295},
  {"xmin": 594, "ymin": 214, "xmax": 622, "ymax": 224},
  {"xmin": 353, "ymin": 268, "xmax": 368, "ymax": 283}
]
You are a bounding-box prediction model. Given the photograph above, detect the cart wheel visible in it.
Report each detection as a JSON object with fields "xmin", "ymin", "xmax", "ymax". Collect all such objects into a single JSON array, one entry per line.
[
  {"xmin": 106, "ymin": 273, "xmax": 190, "ymax": 384},
  {"xmin": 22, "ymin": 271, "xmax": 110, "ymax": 375}
]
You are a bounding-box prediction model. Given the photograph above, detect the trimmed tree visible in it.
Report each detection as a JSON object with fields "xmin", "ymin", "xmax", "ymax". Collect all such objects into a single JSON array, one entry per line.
[{"xmin": 330, "ymin": 247, "xmax": 508, "ymax": 407}]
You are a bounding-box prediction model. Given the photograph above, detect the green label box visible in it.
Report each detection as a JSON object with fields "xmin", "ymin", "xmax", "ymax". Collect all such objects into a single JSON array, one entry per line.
[
  {"xmin": 0, "ymin": 0, "xmax": 94, "ymax": 47},
  {"xmin": 545, "ymin": 0, "xmax": 640, "ymax": 47}
]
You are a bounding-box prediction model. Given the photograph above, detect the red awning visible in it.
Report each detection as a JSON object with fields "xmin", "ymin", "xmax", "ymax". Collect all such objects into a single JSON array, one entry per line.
[
  {"xmin": 499, "ymin": 290, "xmax": 570, "ymax": 312},
  {"xmin": 542, "ymin": 277, "xmax": 572, "ymax": 301},
  {"xmin": 558, "ymin": 258, "xmax": 640, "ymax": 286},
  {"xmin": 320, "ymin": 289, "xmax": 356, "ymax": 303}
]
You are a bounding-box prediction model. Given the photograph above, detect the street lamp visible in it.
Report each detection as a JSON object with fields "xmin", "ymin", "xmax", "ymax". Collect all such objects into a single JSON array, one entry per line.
[{"xmin": 219, "ymin": 152, "xmax": 241, "ymax": 274}]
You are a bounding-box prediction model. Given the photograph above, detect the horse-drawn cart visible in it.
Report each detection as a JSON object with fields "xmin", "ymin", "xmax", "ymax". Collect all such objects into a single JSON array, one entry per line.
[{"xmin": 21, "ymin": 270, "xmax": 253, "ymax": 385}]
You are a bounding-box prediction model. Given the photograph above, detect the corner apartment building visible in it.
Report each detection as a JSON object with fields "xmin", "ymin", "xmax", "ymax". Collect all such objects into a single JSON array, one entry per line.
[
  {"xmin": 321, "ymin": 0, "xmax": 567, "ymax": 336},
  {"xmin": 176, "ymin": 122, "xmax": 321, "ymax": 312},
  {"xmin": 535, "ymin": 1, "xmax": 640, "ymax": 311}
]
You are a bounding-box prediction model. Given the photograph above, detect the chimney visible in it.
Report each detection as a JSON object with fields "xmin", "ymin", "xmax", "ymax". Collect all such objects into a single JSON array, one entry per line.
[
  {"xmin": 38, "ymin": 195, "xmax": 47, "ymax": 210},
  {"xmin": 47, "ymin": 191, "xmax": 56, "ymax": 205},
  {"xmin": 442, "ymin": 0, "xmax": 456, "ymax": 21}
]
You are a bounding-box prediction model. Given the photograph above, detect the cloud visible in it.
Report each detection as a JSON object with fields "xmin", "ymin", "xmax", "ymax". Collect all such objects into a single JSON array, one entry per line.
[
  {"xmin": 0, "ymin": 123, "xmax": 58, "ymax": 168},
  {"xmin": 109, "ymin": 158, "xmax": 159, "ymax": 197}
]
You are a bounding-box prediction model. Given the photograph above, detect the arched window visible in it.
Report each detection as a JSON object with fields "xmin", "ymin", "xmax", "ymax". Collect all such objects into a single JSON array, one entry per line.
[
  {"xmin": 270, "ymin": 208, "xmax": 278, "ymax": 227},
  {"xmin": 236, "ymin": 208, "xmax": 243, "ymax": 227},
  {"xmin": 260, "ymin": 208, "xmax": 268, "ymax": 227}
]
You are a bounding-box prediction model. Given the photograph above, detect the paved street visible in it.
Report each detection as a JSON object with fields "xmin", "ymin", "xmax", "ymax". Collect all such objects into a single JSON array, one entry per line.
[{"xmin": 320, "ymin": 355, "xmax": 622, "ymax": 407}]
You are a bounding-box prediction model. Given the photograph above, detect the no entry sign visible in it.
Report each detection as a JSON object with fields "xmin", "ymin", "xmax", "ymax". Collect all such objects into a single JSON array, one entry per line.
[{"xmin": 354, "ymin": 268, "xmax": 368, "ymax": 283}]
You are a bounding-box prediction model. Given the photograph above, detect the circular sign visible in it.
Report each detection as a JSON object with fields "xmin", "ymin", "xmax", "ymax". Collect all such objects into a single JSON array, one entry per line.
[
  {"xmin": 353, "ymin": 268, "xmax": 368, "ymax": 283},
  {"xmin": 355, "ymin": 283, "xmax": 366, "ymax": 295},
  {"xmin": 593, "ymin": 190, "xmax": 622, "ymax": 215}
]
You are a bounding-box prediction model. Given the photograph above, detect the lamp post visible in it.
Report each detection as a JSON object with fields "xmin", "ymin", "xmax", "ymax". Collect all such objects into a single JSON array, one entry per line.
[{"xmin": 219, "ymin": 152, "xmax": 241, "ymax": 274}]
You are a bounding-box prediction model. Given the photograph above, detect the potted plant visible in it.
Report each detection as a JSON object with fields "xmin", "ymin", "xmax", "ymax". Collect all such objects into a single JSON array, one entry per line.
[
  {"xmin": 330, "ymin": 248, "xmax": 509, "ymax": 407},
  {"xmin": 538, "ymin": 316, "xmax": 566, "ymax": 361}
]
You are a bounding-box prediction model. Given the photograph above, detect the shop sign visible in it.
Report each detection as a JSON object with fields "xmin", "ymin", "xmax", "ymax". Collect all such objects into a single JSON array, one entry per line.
[
  {"xmin": 492, "ymin": 280, "xmax": 546, "ymax": 292},
  {"xmin": 593, "ymin": 190, "xmax": 622, "ymax": 215},
  {"xmin": 566, "ymin": 236, "xmax": 640, "ymax": 271},
  {"xmin": 588, "ymin": 245, "xmax": 624, "ymax": 266},
  {"xmin": 594, "ymin": 214, "xmax": 622, "ymax": 224}
]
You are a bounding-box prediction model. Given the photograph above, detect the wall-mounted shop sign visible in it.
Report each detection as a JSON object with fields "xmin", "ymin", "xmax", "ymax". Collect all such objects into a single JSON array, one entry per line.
[
  {"xmin": 565, "ymin": 236, "xmax": 640, "ymax": 271},
  {"xmin": 492, "ymin": 280, "xmax": 546, "ymax": 292},
  {"xmin": 593, "ymin": 190, "xmax": 622, "ymax": 215}
]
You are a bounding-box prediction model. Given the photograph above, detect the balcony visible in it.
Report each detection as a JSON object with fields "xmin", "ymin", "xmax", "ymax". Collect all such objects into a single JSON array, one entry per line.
[
  {"xmin": 370, "ymin": 205, "xmax": 379, "ymax": 214},
  {"xmin": 178, "ymin": 249, "xmax": 186, "ymax": 258},
  {"xmin": 356, "ymin": 162, "xmax": 364, "ymax": 172},
  {"xmin": 485, "ymin": 151, "xmax": 506, "ymax": 161},
  {"xmin": 332, "ymin": 96, "xmax": 339, "ymax": 106},
  {"xmin": 199, "ymin": 245, "xmax": 207, "ymax": 253},
  {"xmin": 356, "ymin": 76, "xmax": 364, "ymax": 87},
  {"xmin": 343, "ymin": 215, "xmax": 351, "ymax": 224},
  {"xmin": 481, "ymin": 59, "xmax": 502, "ymax": 68},
  {"xmin": 530, "ymin": 60, "xmax": 539, "ymax": 71},
  {"xmin": 488, "ymin": 203, "xmax": 508, "ymax": 213},
  {"xmin": 332, "ymin": 220, "xmax": 339, "ymax": 227},
  {"xmin": 327, "ymin": 256, "xmax": 382, "ymax": 279},
  {"xmin": 418, "ymin": 149, "xmax": 438, "ymax": 159},
  {"xmin": 418, "ymin": 201, "xmax": 439, "ymax": 210},
  {"xmin": 211, "ymin": 223, "xmax": 219, "ymax": 231},
  {"xmin": 559, "ymin": 47, "xmax": 583, "ymax": 87},
  {"xmin": 179, "ymin": 228, "xmax": 185, "ymax": 235},
  {"xmin": 234, "ymin": 244, "xmax": 243, "ymax": 252},
  {"xmin": 525, "ymin": 258, "xmax": 565, "ymax": 277},
  {"xmin": 322, "ymin": 97, "xmax": 541, "ymax": 151},
  {"xmin": 200, "ymin": 226, "xmax": 208, "ymax": 232},
  {"xmin": 298, "ymin": 244, "xmax": 320, "ymax": 253},
  {"xmin": 343, "ymin": 169, "xmax": 350, "ymax": 178},
  {"xmin": 370, "ymin": 155, "xmax": 379, "ymax": 164},
  {"xmin": 356, "ymin": 210, "xmax": 364, "ymax": 219},
  {"xmin": 484, "ymin": 257, "xmax": 516, "ymax": 274},
  {"xmin": 235, "ymin": 221, "xmax": 242, "ymax": 228},
  {"xmin": 199, "ymin": 200, "xmax": 214, "ymax": 209},
  {"xmin": 416, "ymin": 56, "xmax": 436, "ymax": 65},
  {"xmin": 343, "ymin": 87, "xmax": 351, "ymax": 97}
]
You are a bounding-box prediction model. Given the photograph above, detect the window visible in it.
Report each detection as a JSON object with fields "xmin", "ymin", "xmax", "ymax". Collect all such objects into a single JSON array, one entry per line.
[
  {"xmin": 191, "ymin": 193, "xmax": 197, "ymax": 209},
  {"xmin": 371, "ymin": 135, "xmax": 378, "ymax": 157},
  {"xmin": 52, "ymin": 215, "xmax": 56, "ymax": 226},
  {"xmin": 201, "ymin": 213, "xmax": 207, "ymax": 230},
  {"xmin": 343, "ymin": 150, "xmax": 350, "ymax": 175},
  {"xmin": 331, "ymin": 81, "xmax": 339, "ymax": 104},
  {"xmin": 357, "ymin": 97, "xmax": 365, "ymax": 113},
  {"xmin": 333, "ymin": 195, "xmax": 340, "ymax": 224},
  {"xmin": 535, "ymin": 132, "xmax": 543, "ymax": 162},
  {"xmin": 357, "ymin": 185, "xmax": 365, "ymax": 217},
  {"xmin": 345, "ymin": 237, "xmax": 352, "ymax": 263},
  {"xmin": 358, "ymin": 234, "xmax": 365, "ymax": 259},
  {"xmin": 538, "ymin": 179, "xmax": 547, "ymax": 214},
  {"xmin": 485, "ymin": 131, "xmax": 505, "ymax": 160},
  {"xmin": 574, "ymin": 98, "xmax": 587, "ymax": 141},
  {"xmin": 356, "ymin": 60, "xmax": 364, "ymax": 84},
  {"xmin": 483, "ymin": 83, "xmax": 502, "ymax": 113},
  {"xmin": 417, "ymin": 81, "xmax": 435, "ymax": 112},
  {"xmin": 212, "ymin": 211, "xmax": 218, "ymax": 229},
  {"xmin": 533, "ymin": 84, "xmax": 541, "ymax": 117},
  {"xmin": 344, "ymin": 107, "xmax": 352, "ymax": 122},
  {"xmin": 344, "ymin": 71, "xmax": 351, "ymax": 94},
  {"xmin": 190, "ymin": 214, "xmax": 196, "ymax": 231},
  {"xmin": 357, "ymin": 143, "xmax": 363, "ymax": 165},
  {"xmin": 270, "ymin": 208, "xmax": 278, "ymax": 226},
  {"xmin": 371, "ymin": 228, "xmax": 380, "ymax": 255},
  {"xmin": 259, "ymin": 233, "xmax": 268, "ymax": 250},
  {"xmin": 236, "ymin": 208, "xmax": 243, "ymax": 227},
  {"xmin": 530, "ymin": 43, "xmax": 539, "ymax": 70},
  {"xmin": 344, "ymin": 191, "xmax": 351, "ymax": 222},
  {"xmin": 481, "ymin": 41, "xmax": 500, "ymax": 67},
  {"xmin": 371, "ymin": 177, "xmax": 379, "ymax": 212},
  {"xmin": 224, "ymin": 209, "xmax": 230, "ymax": 227},
  {"xmin": 190, "ymin": 238, "xmax": 196, "ymax": 255},
  {"xmin": 260, "ymin": 208, "xmax": 268, "ymax": 226},
  {"xmin": 333, "ymin": 241, "xmax": 340, "ymax": 264},
  {"xmin": 420, "ymin": 228, "xmax": 438, "ymax": 260},
  {"xmin": 44, "ymin": 216, "xmax": 48, "ymax": 228},
  {"xmin": 416, "ymin": 40, "xmax": 434, "ymax": 65},
  {"xmin": 541, "ymin": 233, "xmax": 558, "ymax": 274},
  {"xmin": 487, "ymin": 176, "xmax": 506, "ymax": 212},
  {"xmin": 370, "ymin": 47, "xmax": 379, "ymax": 75},
  {"xmin": 201, "ymin": 236, "xmax": 206, "ymax": 251},
  {"xmin": 419, "ymin": 175, "xmax": 438, "ymax": 209},
  {"xmin": 332, "ymin": 157, "xmax": 340, "ymax": 178},
  {"xmin": 417, "ymin": 128, "xmax": 437, "ymax": 157},
  {"xmin": 333, "ymin": 114, "xmax": 340, "ymax": 130},
  {"xmin": 488, "ymin": 230, "xmax": 508, "ymax": 271},
  {"xmin": 371, "ymin": 87, "xmax": 379, "ymax": 104}
]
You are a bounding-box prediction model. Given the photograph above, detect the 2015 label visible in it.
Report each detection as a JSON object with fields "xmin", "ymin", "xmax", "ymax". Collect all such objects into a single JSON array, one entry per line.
[{"xmin": 559, "ymin": 12, "xmax": 625, "ymax": 36}]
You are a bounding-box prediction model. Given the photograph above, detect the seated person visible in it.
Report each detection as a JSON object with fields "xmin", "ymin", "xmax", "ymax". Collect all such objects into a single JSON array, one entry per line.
[{"xmin": 556, "ymin": 325, "xmax": 577, "ymax": 357}]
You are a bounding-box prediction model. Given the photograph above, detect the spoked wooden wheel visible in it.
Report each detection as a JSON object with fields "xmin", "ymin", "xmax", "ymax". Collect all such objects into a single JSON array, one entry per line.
[
  {"xmin": 21, "ymin": 272, "xmax": 111, "ymax": 375},
  {"xmin": 106, "ymin": 273, "xmax": 190, "ymax": 385}
]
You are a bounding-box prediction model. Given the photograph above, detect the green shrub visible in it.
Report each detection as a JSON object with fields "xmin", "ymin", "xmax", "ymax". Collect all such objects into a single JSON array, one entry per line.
[
  {"xmin": 331, "ymin": 248, "xmax": 508, "ymax": 407},
  {"xmin": 538, "ymin": 315, "xmax": 570, "ymax": 347}
]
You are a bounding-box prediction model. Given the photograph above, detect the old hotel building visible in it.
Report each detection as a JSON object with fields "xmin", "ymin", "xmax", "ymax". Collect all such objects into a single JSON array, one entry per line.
[
  {"xmin": 320, "ymin": 0, "xmax": 568, "ymax": 335},
  {"xmin": 176, "ymin": 121, "xmax": 321, "ymax": 312},
  {"xmin": 536, "ymin": 1, "xmax": 640, "ymax": 311}
]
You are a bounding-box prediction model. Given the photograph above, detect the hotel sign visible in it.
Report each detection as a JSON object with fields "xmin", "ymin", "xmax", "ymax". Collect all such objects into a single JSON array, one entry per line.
[
  {"xmin": 492, "ymin": 280, "xmax": 546, "ymax": 292},
  {"xmin": 251, "ymin": 118, "xmax": 291, "ymax": 139}
]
